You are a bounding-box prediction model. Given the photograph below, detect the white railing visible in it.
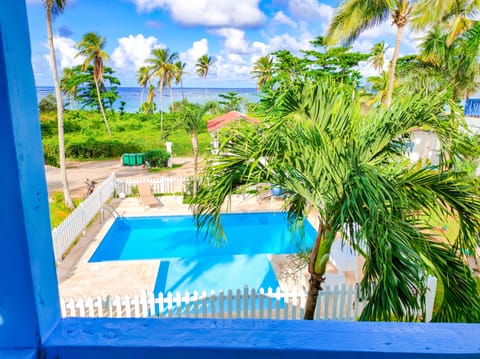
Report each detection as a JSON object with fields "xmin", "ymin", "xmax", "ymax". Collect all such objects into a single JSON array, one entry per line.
[
  {"xmin": 51, "ymin": 173, "xmax": 117, "ymax": 263},
  {"xmin": 115, "ymin": 176, "xmax": 189, "ymax": 196},
  {"xmin": 60, "ymin": 285, "xmax": 365, "ymax": 320}
]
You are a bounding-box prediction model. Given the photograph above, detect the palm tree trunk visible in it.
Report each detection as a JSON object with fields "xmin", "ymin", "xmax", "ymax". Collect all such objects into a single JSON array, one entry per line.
[
  {"xmin": 169, "ymin": 86, "xmax": 174, "ymax": 111},
  {"xmin": 140, "ymin": 86, "xmax": 145, "ymax": 109},
  {"xmin": 180, "ymin": 79, "xmax": 185, "ymax": 100},
  {"xmin": 304, "ymin": 221, "xmax": 332, "ymax": 320},
  {"xmin": 95, "ymin": 79, "xmax": 111, "ymax": 136},
  {"xmin": 159, "ymin": 78, "xmax": 164, "ymax": 134},
  {"xmin": 386, "ymin": 25, "xmax": 404, "ymax": 107},
  {"xmin": 192, "ymin": 133, "xmax": 198, "ymax": 199},
  {"xmin": 46, "ymin": 7, "xmax": 74, "ymax": 209}
]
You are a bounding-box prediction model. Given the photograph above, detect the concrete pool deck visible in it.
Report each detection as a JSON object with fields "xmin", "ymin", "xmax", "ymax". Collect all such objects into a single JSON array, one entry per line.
[{"xmin": 57, "ymin": 194, "xmax": 354, "ymax": 300}]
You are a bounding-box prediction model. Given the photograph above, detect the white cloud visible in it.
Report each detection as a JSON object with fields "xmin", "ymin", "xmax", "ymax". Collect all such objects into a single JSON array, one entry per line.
[
  {"xmin": 111, "ymin": 34, "xmax": 164, "ymax": 69},
  {"xmin": 211, "ymin": 28, "xmax": 251, "ymax": 54},
  {"xmin": 272, "ymin": 11, "xmax": 297, "ymax": 28},
  {"xmin": 130, "ymin": 0, "xmax": 265, "ymax": 28},
  {"xmin": 45, "ymin": 35, "xmax": 84, "ymax": 70},
  {"xmin": 288, "ymin": 0, "xmax": 333, "ymax": 22}
]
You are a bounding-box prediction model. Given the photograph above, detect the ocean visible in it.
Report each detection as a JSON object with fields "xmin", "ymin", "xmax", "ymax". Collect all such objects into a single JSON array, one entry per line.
[{"xmin": 36, "ymin": 86, "xmax": 261, "ymax": 113}]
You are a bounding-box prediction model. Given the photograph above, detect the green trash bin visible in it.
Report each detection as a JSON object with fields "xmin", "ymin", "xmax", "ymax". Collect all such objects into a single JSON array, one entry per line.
[
  {"xmin": 122, "ymin": 153, "xmax": 136, "ymax": 166},
  {"xmin": 135, "ymin": 153, "xmax": 144, "ymax": 165},
  {"xmin": 122, "ymin": 153, "xmax": 130, "ymax": 166}
]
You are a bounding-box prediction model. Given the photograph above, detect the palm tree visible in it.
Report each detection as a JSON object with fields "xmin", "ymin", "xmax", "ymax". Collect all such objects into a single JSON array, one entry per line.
[
  {"xmin": 174, "ymin": 61, "xmax": 188, "ymax": 101},
  {"xmin": 146, "ymin": 48, "xmax": 178, "ymax": 133},
  {"xmin": 196, "ymin": 54, "xmax": 214, "ymax": 96},
  {"xmin": 411, "ymin": 0, "xmax": 479, "ymax": 46},
  {"xmin": 366, "ymin": 70, "xmax": 392, "ymax": 105},
  {"xmin": 178, "ymin": 102, "xmax": 213, "ymax": 198},
  {"xmin": 326, "ymin": 0, "xmax": 414, "ymax": 107},
  {"xmin": 76, "ymin": 32, "xmax": 111, "ymax": 136},
  {"xmin": 136, "ymin": 66, "xmax": 150, "ymax": 109},
  {"xmin": 192, "ymin": 82, "xmax": 480, "ymax": 322},
  {"xmin": 369, "ymin": 41, "xmax": 388, "ymax": 73},
  {"xmin": 251, "ymin": 55, "xmax": 274, "ymax": 90},
  {"xmin": 44, "ymin": 0, "xmax": 74, "ymax": 209}
]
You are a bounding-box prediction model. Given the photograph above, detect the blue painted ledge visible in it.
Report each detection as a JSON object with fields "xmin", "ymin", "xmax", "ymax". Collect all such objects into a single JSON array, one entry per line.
[{"xmin": 43, "ymin": 318, "xmax": 480, "ymax": 358}]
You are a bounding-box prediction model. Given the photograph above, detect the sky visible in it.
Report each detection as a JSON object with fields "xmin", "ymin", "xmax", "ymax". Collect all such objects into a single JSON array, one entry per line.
[{"xmin": 26, "ymin": 0, "xmax": 423, "ymax": 88}]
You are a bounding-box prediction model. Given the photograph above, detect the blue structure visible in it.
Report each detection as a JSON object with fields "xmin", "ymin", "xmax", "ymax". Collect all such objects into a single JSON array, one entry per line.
[
  {"xmin": 464, "ymin": 98, "xmax": 480, "ymax": 117},
  {"xmin": 1, "ymin": 1, "xmax": 480, "ymax": 358}
]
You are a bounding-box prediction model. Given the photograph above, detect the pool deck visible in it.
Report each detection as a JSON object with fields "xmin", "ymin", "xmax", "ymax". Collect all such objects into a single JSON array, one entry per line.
[{"xmin": 57, "ymin": 194, "xmax": 351, "ymax": 300}]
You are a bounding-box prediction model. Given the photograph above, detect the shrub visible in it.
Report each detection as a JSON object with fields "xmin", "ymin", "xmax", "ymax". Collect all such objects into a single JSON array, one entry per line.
[
  {"xmin": 43, "ymin": 140, "xmax": 59, "ymax": 166},
  {"xmin": 66, "ymin": 138, "xmax": 142, "ymax": 159},
  {"xmin": 39, "ymin": 94, "xmax": 57, "ymax": 113},
  {"xmin": 144, "ymin": 149, "xmax": 170, "ymax": 168}
]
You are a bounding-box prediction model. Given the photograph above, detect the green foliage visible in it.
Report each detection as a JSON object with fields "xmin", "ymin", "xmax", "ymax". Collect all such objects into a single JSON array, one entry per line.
[
  {"xmin": 218, "ymin": 92, "xmax": 244, "ymax": 111},
  {"xmin": 193, "ymin": 81, "xmax": 480, "ymax": 322},
  {"xmin": 49, "ymin": 192, "xmax": 81, "ymax": 228},
  {"xmin": 66, "ymin": 138, "xmax": 142, "ymax": 159},
  {"xmin": 61, "ymin": 65, "xmax": 120, "ymax": 111},
  {"xmin": 144, "ymin": 149, "xmax": 170, "ymax": 168},
  {"xmin": 39, "ymin": 94, "xmax": 57, "ymax": 113},
  {"xmin": 43, "ymin": 140, "xmax": 59, "ymax": 166}
]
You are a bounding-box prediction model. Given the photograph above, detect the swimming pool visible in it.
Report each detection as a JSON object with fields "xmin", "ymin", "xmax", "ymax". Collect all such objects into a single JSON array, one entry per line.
[{"xmin": 90, "ymin": 212, "xmax": 316, "ymax": 293}]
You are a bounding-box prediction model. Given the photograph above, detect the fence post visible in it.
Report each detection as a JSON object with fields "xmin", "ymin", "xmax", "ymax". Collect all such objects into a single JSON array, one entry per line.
[{"xmin": 425, "ymin": 275, "xmax": 437, "ymax": 322}]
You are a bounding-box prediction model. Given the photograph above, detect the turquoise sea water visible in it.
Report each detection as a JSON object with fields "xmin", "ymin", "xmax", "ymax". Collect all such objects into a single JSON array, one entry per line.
[
  {"xmin": 36, "ymin": 86, "xmax": 260, "ymax": 113},
  {"xmin": 90, "ymin": 212, "xmax": 316, "ymax": 293}
]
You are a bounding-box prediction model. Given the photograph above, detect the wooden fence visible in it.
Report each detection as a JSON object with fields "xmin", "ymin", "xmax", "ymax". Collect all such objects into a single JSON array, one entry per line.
[
  {"xmin": 60, "ymin": 285, "xmax": 366, "ymax": 320},
  {"xmin": 115, "ymin": 176, "xmax": 189, "ymax": 196},
  {"xmin": 51, "ymin": 173, "xmax": 116, "ymax": 263}
]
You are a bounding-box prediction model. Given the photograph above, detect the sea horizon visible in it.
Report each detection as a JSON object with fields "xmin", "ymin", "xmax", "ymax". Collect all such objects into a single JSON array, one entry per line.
[{"xmin": 36, "ymin": 86, "xmax": 261, "ymax": 113}]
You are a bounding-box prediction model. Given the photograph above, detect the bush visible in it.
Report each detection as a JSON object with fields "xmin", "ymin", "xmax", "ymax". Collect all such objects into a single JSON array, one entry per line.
[
  {"xmin": 66, "ymin": 138, "xmax": 142, "ymax": 159},
  {"xmin": 43, "ymin": 140, "xmax": 59, "ymax": 166},
  {"xmin": 144, "ymin": 149, "xmax": 170, "ymax": 168},
  {"xmin": 39, "ymin": 94, "xmax": 57, "ymax": 113}
]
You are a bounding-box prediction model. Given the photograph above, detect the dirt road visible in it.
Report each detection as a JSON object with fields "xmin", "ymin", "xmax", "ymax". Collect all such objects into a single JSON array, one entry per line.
[{"xmin": 45, "ymin": 157, "xmax": 195, "ymax": 198}]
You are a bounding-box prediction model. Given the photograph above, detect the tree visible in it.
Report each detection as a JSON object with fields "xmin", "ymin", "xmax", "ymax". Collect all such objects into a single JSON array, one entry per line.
[
  {"xmin": 411, "ymin": 0, "xmax": 479, "ymax": 46},
  {"xmin": 63, "ymin": 65, "xmax": 120, "ymax": 111},
  {"xmin": 196, "ymin": 54, "xmax": 214, "ymax": 96},
  {"xmin": 146, "ymin": 48, "xmax": 178, "ymax": 133},
  {"xmin": 137, "ymin": 66, "xmax": 150, "ymax": 108},
  {"xmin": 44, "ymin": 0, "xmax": 74, "ymax": 209},
  {"xmin": 174, "ymin": 61, "xmax": 188, "ymax": 101},
  {"xmin": 369, "ymin": 41, "xmax": 388, "ymax": 73},
  {"xmin": 326, "ymin": 0, "xmax": 413, "ymax": 107},
  {"xmin": 76, "ymin": 32, "xmax": 111, "ymax": 135},
  {"xmin": 218, "ymin": 91, "xmax": 243, "ymax": 111},
  {"xmin": 60, "ymin": 66, "xmax": 80, "ymax": 109},
  {"xmin": 251, "ymin": 55, "xmax": 274, "ymax": 90},
  {"xmin": 192, "ymin": 82, "xmax": 480, "ymax": 322},
  {"xmin": 178, "ymin": 102, "xmax": 213, "ymax": 198}
]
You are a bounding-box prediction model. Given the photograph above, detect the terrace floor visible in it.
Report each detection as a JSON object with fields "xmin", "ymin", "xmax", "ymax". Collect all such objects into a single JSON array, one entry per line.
[{"xmin": 56, "ymin": 194, "xmax": 357, "ymax": 300}]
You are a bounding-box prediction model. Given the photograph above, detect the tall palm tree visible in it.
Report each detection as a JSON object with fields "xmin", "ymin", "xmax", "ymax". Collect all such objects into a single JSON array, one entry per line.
[
  {"xmin": 326, "ymin": 0, "xmax": 413, "ymax": 107},
  {"xmin": 192, "ymin": 82, "xmax": 480, "ymax": 322},
  {"xmin": 146, "ymin": 48, "xmax": 178, "ymax": 133},
  {"xmin": 178, "ymin": 102, "xmax": 213, "ymax": 199},
  {"xmin": 251, "ymin": 55, "xmax": 274, "ymax": 90},
  {"xmin": 196, "ymin": 54, "xmax": 214, "ymax": 96},
  {"xmin": 369, "ymin": 41, "xmax": 388, "ymax": 73},
  {"xmin": 174, "ymin": 61, "xmax": 188, "ymax": 101},
  {"xmin": 44, "ymin": 0, "xmax": 74, "ymax": 209},
  {"xmin": 136, "ymin": 66, "xmax": 150, "ymax": 109},
  {"xmin": 76, "ymin": 32, "xmax": 111, "ymax": 136}
]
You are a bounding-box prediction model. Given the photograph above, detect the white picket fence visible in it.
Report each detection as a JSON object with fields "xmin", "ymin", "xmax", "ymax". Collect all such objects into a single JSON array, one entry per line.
[
  {"xmin": 115, "ymin": 176, "xmax": 189, "ymax": 196},
  {"xmin": 60, "ymin": 284, "xmax": 366, "ymax": 320},
  {"xmin": 51, "ymin": 173, "xmax": 117, "ymax": 263}
]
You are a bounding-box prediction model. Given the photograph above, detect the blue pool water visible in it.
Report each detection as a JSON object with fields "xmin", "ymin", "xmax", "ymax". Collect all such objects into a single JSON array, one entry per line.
[{"xmin": 90, "ymin": 212, "xmax": 316, "ymax": 294}]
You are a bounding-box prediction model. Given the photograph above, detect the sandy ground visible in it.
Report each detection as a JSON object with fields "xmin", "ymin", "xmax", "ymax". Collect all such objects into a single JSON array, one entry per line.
[{"xmin": 45, "ymin": 156, "xmax": 197, "ymax": 198}]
